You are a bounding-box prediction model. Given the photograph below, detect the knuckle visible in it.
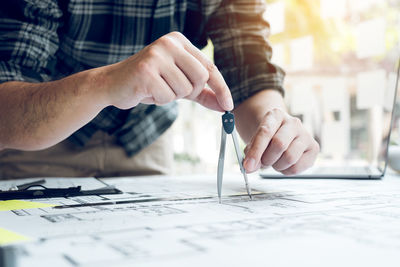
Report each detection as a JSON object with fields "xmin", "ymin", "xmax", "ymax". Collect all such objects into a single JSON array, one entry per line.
[
  {"xmin": 159, "ymin": 98, "xmax": 173, "ymax": 105},
  {"xmin": 169, "ymin": 31, "xmax": 184, "ymax": 39},
  {"xmin": 137, "ymin": 61, "xmax": 152, "ymax": 74},
  {"xmin": 265, "ymin": 109, "xmax": 274, "ymax": 117},
  {"xmin": 166, "ymin": 93, "xmax": 176, "ymax": 103},
  {"xmin": 271, "ymin": 108, "xmax": 282, "ymax": 116},
  {"xmin": 271, "ymin": 137, "xmax": 286, "ymax": 151},
  {"xmin": 204, "ymin": 60, "xmax": 217, "ymax": 74},
  {"xmin": 157, "ymin": 35, "xmax": 177, "ymax": 48},
  {"xmin": 184, "ymin": 86, "xmax": 193, "ymax": 96},
  {"xmin": 291, "ymin": 117, "xmax": 302, "ymax": 126},
  {"xmin": 284, "ymin": 166, "xmax": 299, "ymax": 176},
  {"xmin": 156, "ymin": 94, "xmax": 175, "ymax": 105},
  {"xmin": 179, "ymin": 86, "xmax": 192, "ymax": 98},
  {"xmin": 290, "ymin": 165, "xmax": 301, "ymax": 174},
  {"xmin": 198, "ymin": 69, "xmax": 209, "ymax": 85},
  {"xmin": 262, "ymin": 114, "xmax": 278, "ymax": 129},
  {"xmin": 284, "ymin": 152, "xmax": 297, "ymax": 165},
  {"xmin": 192, "ymin": 76, "xmax": 207, "ymax": 93},
  {"xmin": 283, "ymin": 169, "xmax": 296, "ymax": 176},
  {"xmin": 259, "ymin": 125, "xmax": 271, "ymax": 136},
  {"xmin": 190, "ymin": 82, "xmax": 201, "ymax": 96},
  {"xmin": 174, "ymin": 92, "xmax": 184, "ymax": 99},
  {"xmin": 260, "ymin": 156, "xmax": 271, "ymax": 167},
  {"xmin": 146, "ymin": 46, "xmax": 161, "ymax": 59}
]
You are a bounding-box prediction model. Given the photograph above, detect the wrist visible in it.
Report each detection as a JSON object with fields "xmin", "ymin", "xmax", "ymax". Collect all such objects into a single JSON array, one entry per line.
[
  {"xmin": 80, "ymin": 66, "xmax": 114, "ymax": 109},
  {"xmin": 90, "ymin": 59, "xmax": 144, "ymax": 109},
  {"xmin": 234, "ymin": 89, "xmax": 287, "ymax": 143}
]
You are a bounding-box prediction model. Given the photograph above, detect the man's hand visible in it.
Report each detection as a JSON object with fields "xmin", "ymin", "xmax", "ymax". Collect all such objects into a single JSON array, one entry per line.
[
  {"xmin": 0, "ymin": 31, "xmax": 233, "ymax": 151},
  {"xmin": 103, "ymin": 32, "xmax": 233, "ymax": 111},
  {"xmin": 242, "ymin": 108, "xmax": 319, "ymax": 175},
  {"xmin": 233, "ymin": 90, "xmax": 319, "ymax": 176}
]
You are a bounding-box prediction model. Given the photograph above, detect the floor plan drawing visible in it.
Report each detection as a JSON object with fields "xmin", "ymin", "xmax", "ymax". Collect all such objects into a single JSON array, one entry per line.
[{"xmin": 1, "ymin": 174, "xmax": 400, "ymax": 267}]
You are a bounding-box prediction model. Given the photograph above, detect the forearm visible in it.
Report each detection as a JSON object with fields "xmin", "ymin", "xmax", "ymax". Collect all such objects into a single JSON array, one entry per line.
[
  {"xmin": 233, "ymin": 89, "xmax": 286, "ymax": 144},
  {"xmin": 0, "ymin": 68, "xmax": 109, "ymax": 151},
  {"xmin": 0, "ymin": 32, "xmax": 235, "ymax": 151}
]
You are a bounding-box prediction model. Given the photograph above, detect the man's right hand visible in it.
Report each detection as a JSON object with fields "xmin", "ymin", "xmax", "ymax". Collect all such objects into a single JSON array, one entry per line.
[
  {"xmin": 102, "ymin": 32, "xmax": 234, "ymax": 112},
  {"xmin": 0, "ymin": 32, "xmax": 234, "ymax": 151}
]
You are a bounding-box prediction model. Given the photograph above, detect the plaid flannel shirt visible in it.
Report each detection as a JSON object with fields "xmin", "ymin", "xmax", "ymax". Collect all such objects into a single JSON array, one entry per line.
[{"xmin": 0, "ymin": 0, "xmax": 285, "ymax": 157}]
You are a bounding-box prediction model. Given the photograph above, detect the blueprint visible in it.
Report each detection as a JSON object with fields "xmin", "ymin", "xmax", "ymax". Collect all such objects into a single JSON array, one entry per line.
[{"xmin": 1, "ymin": 173, "xmax": 400, "ymax": 267}]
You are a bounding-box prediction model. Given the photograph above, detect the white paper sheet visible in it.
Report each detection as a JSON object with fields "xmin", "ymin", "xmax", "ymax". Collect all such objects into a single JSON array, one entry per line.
[{"xmin": 1, "ymin": 174, "xmax": 400, "ymax": 267}]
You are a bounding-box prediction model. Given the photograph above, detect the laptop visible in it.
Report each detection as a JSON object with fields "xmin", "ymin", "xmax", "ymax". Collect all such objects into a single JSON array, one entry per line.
[{"xmin": 260, "ymin": 58, "xmax": 400, "ymax": 179}]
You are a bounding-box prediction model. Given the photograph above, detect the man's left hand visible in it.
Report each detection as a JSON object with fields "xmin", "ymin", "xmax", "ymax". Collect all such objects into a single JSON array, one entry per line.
[{"xmin": 242, "ymin": 108, "xmax": 320, "ymax": 175}]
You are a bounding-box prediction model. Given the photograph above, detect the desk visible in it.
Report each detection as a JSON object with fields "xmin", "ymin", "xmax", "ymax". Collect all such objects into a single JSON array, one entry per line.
[{"xmin": 1, "ymin": 173, "xmax": 400, "ymax": 267}]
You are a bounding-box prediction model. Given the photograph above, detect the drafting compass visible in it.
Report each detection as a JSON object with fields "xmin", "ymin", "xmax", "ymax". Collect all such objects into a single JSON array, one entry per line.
[{"xmin": 217, "ymin": 111, "xmax": 252, "ymax": 203}]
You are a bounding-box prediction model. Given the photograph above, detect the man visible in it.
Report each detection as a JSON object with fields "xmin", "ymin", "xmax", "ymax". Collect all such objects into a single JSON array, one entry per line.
[{"xmin": 0, "ymin": 0, "xmax": 319, "ymax": 178}]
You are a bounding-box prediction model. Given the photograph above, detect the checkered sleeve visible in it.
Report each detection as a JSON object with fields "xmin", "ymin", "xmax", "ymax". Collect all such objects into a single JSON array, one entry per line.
[
  {"xmin": 0, "ymin": 0, "xmax": 63, "ymax": 84},
  {"xmin": 206, "ymin": 0, "xmax": 285, "ymax": 107}
]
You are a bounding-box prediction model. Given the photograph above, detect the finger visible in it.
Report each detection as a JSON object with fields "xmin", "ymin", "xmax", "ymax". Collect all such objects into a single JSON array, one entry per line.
[
  {"xmin": 243, "ymin": 145, "xmax": 262, "ymax": 173},
  {"xmin": 172, "ymin": 32, "xmax": 234, "ymax": 111},
  {"xmin": 281, "ymin": 148, "xmax": 319, "ymax": 176},
  {"xmin": 161, "ymin": 65, "xmax": 193, "ymax": 98},
  {"xmin": 147, "ymin": 74, "xmax": 176, "ymax": 105},
  {"xmin": 243, "ymin": 110, "xmax": 284, "ymax": 172},
  {"xmin": 194, "ymin": 87, "xmax": 225, "ymax": 112},
  {"xmin": 260, "ymin": 120, "xmax": 299, "ymax": 167},
  {"xmin": 185, "ymin": 80, "xmax": 206, "ymax": 103},
  {"xmin": 172, "ymin": 44, "xmax": 226, "ymax": 111},
  {"xmin": 272, "ymin": 137, "xmax": 308, "ymax": 171},
  {"xmin": 245, "ymin": 161, "xmax": 262, "ymax": 174},
  {"xmin": 173, "ymin": 49, "xmax": 209, "ymax": 98},
  {"xmin": 203, "ymin": 63, "xmax": 234, "ymax": 111}
]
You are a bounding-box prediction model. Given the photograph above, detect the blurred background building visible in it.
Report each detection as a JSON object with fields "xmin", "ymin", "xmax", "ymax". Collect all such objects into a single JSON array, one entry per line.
[{"xmin": 170, "ymin": 0, "xmax": 400, "ymax": 174}]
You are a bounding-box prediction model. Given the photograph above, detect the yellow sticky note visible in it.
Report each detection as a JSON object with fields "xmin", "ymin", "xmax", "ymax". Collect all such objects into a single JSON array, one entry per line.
[
  {"xmin": 0, "ymin": 200, "xmax": 55, "ymax": 211},
  {"xmin": 0, "ymin": 228, "xmax": 30, "ymax": 245}
]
